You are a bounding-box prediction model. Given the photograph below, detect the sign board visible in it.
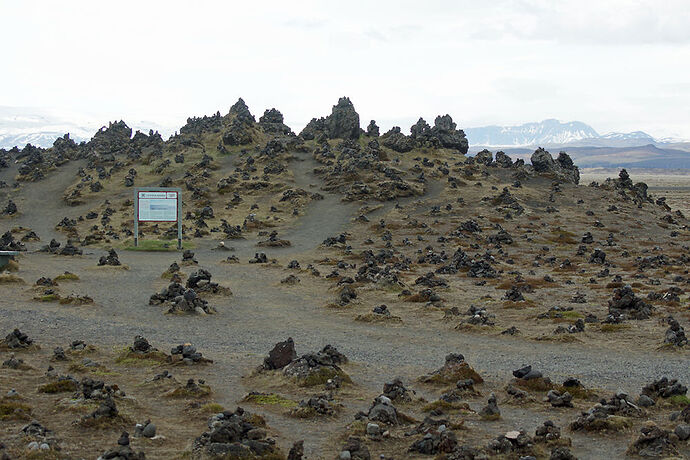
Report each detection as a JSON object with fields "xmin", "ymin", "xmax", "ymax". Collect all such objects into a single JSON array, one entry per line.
[
  {"xmin": 137, "ymin": 191, "xmax": 178, "ymax": 222},
  {"xmin": 133, "ymin": 187, "xmax": 183, "ymax": 249}
]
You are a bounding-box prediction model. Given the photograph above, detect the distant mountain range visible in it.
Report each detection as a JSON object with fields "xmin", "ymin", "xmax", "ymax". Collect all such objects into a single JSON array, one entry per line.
[
  {"xmin": 464, "ymin": 119, "xmax": 662, "ymax": 148},
  {"xmin": 0, "ymin": 106, "xmax": 169, "ymax": 149},
  {"xmin": 464, "ymin": 119, "xmax": 690, "ymax": 169},
  {"xmin": 0, "ymin": 132, "xmax": 89, "ymax": 150}
]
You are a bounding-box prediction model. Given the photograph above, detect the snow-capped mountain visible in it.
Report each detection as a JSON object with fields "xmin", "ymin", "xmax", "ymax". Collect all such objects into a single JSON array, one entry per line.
[
  {"xmin": 0, "ymin": 106, "xmax": 175, "ymax": 149},
  {"xmin": 0, "ymin": 106, "xmax": 95, "ymax": 149},
  {"xmin": 465, "ymin": 119, "xmax": 660, "ymax": 148},
  {"xmin": 465, "ymin": 119, "xmax": 599, "ymax": 147},
  {"xmin": 0, "ymin": 132, "xmax": 89, "ymax": 149},
  {"xmin": 600, "ymin": 131, "xmax": 654, "ymax": 141}
]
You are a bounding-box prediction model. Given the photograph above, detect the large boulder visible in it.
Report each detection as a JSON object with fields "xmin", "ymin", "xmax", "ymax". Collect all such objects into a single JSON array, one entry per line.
[
  {"xmin": 530, "ymin": 148, "xmax": 579, "ymax": 184},
  {"xmin": 381, "ymin": 127, "xmax": 414, "ymax": 153},
  {"xmin": 229, "ymin": 98, "xmax": 255, "ymax": 125},
  {"xmin": 263, "ymin": 338, "xmax": 297, "ymax": 370},
  {"xmin": 430, "ymin": 115, "xmax": 469, "ymax": 153},
  {"xmin": 259, "ymin": 108, "xmax": 293, "ymax": 135},
  {"xmin": 326, "ymin": 97, "xmax": 361, "ymax": 140}
]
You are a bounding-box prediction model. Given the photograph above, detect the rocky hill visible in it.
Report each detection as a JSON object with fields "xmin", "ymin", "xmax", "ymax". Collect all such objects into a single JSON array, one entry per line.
[{"xmin": 0, "ymin": 97, "xmax": 688, "ymax": 459}]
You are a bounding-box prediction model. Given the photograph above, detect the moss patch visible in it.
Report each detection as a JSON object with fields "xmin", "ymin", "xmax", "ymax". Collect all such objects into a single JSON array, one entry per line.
[
  {"xmin": 36, "ymin": 294, "xmax": 61, "ymax": 302},
  {"xmin": 54, "ymin": 272, "xmax": 79, "ymax": 281},
  {"xmin": 58, "ymin": 295, "xmax": 94, "ymax": 305},
  {"xmin": 0, "ymin": 399, "xmax": 32, "ymax": 420},
  {"xmin": 420, "ymin": 362, "xmax": 484, "ymax": 385},
  {"xmin": 600, "ymin": 324, "xmax": 631, "ymax": 333},
  {"xmin": 514, "ymin": 377, "xmax": 554, "ymax": 392},
  {"xmin": 38, "ymin": 380, "xmax": 79, "ymax": 394},
  {"xmin": 576, "ymin": 415, "xmax": 633, "ymax": 432},
  {"xmin": 77, "ymin": 414, "xmax": 132, "ymax": 429},
  {"xmin": 115, "ymin": 349, "xmax": 168, "ymax": 367},
  {"xmin": 422, "ymin": 400, "xmax": 471, "ymax": 413},
  {"xmin": 243, "ymin": 393, "xmax": 298, "ymax": 408},
  {"xmin": 0, "ymin": 274, "xmax": 25, "ymax": 284},
  {"xmin": 300, "ymin": 367, "xmax": 352, "ymax": 387},
  {"xmin": 199, "ymin": 403, "xmax": 225, "ymax": 414},
  {"xmin": 667, "ymin": 394, "xmax": 690, "ymax": 406}
]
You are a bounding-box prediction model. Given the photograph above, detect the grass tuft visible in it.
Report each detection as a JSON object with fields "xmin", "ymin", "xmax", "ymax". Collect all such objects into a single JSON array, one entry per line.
[
  {"xmin": 54, "ymin": 272, "xmax": 79, "ymax": 281},
  {"xmin": 0, "ymin": 274, "xmax": 25, "ymax": 284},
  {"xmin": 243, "ymin": 393, "xmax": 298, "ymax": 408},
  {"xmin": 38, "ymin": 380, "xmax": 79, "ymax": 394}
]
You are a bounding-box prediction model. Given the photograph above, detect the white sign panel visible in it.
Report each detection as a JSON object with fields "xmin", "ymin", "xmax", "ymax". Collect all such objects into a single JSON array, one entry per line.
[{"xmin": 137, "ymin": 191, "xmax": 178, "ymax": 222}]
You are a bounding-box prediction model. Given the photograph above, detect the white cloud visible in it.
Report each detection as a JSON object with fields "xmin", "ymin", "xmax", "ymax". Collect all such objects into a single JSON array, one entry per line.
[{"xmin": 1, "ymin": 0, "xmax": 689, "ymax": 139}]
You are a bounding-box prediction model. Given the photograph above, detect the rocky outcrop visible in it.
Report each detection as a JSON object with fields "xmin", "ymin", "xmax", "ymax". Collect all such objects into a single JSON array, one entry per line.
[
  {"xmin": 530, "ymin": 148, "xmax": 580, "ymax": 184},
  {"xmin": 299, "ymin": 97, "xmax": 361, "ymax": 140}
]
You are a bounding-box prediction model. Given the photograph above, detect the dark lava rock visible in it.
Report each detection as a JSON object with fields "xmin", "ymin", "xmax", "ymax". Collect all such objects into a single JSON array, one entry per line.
[
  {"xmin": 130, "ymin": 336, "xmax": 153, "ymax": 354},
  {"xmin": 191, "ymin": 407, "xmax": 282, "ymax": 458},
  {"xmin": 326, "ymin": 97, "xmax": 360, "ymax": 140},
  {"xmin": 339, "ymin": 436, "xmax": 370, "ymax": 460},
  {"xmin": 627, "ymin": 424, "xmax": 679, "ymax": 458},
  {"xmin": 98, "ymin": 249, "xmax": 121, "ymax": 266},
  {"xmin": 263, "ymin": 337, "xmax": 297, "ymax": 370},
  {"xmin": 530, "ymin": 148, "xmax": 579, "ymax": 184},
  {"xmin": 3, "ymin": 329, "xmax": 34, "ymax": 349},
  {"xmin": 664, "ymin": 316, "xmax": 688, "ymax": 347},
  {"xmin": 608, "ymin": 285, "xmax": 652, "ymax": 320},
  {"xmin": 641, "ymin": 377, "xmax": 687, "ymax": 399}
]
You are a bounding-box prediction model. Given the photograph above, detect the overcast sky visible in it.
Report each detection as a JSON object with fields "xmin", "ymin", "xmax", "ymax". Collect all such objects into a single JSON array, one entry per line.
[{"xmin": 2, "ymin": 0, "xmax": 690, "ymax": 139}]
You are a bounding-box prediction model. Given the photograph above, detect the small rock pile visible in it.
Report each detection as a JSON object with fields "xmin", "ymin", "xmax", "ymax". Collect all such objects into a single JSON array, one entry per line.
[
  {"xmin": 607, "ymin": 285, "xmax": 653, "ymax": 320},
  {"xmin": 81, "ymin": 396, "xmax": 120, "ymax": 423},
  {"xmin": 0, "ymin": 231, "xmax": 25, "ymax": 251},
  {"xmin": 421, "ymin": 353, "xmax": 484, "ymax": 384},
  {"xmin": 487, "ymin": 429, "xmax": 537, "ymax": 456},
  {"xmin": 97, "ymin": 432, "xmax": 145, "ymax": 460},
  {"xmin": 2, "ymin": 329, "xmax": 34, "ymax": 349},
  {"xmin": 570, "ymin": 391, "xmax": 643, "ymax": 432},
  {"xmin": 21, "ymin": 421, "xmax": 58, "ymax": 452},
  {"xmin": 664, "ymin": 316, "xmax": 687, "ymax": 347},
  {"xmin": 98, "ymin": 249, "xmax": 121, "ymax": 266},
  {"xmin": 365, "ymin": 395, "xmax": 400, "ymax": 425},
  {"xmin": 382, "ymin": 378, "xmax": 413, "ymax": 402},
  {"xmin": 292, "ymin": 393, "xmax": 338, "ymax": 417},
  {"xmin": 149, "ymin": 282, "xmax": 216, "ymax": 314},
  {"xmin": 129, "ymin": 336, "xmax": 155, "ymax": 354},
  {"xmin": 186, "ymin": 268, "xmax": 230, "ymax": 295},
  {"xmin": 533, "ymin": 420, "xmax": 561, "ymax": 443},
  {"xmin": 262, "ymin": 339, "xmax": 349, "ymax": 385},
  {"xmin": 461, "ymin": 305, "xmax": 495, "ymax": 326},
  {"xmin": 479, "ymin": 393, "xmax": 501, "ymax": 419},
  {"xmin": 283, "ymin": 345, "xmax": 348, "ymax": 383},
  {"xmin": 133, "ymin": 420, "xmax": 156, "ymax": 438},
  {"xmin": 170, "ymin": 343, "xmax": 211, "ymax": 364},
  {"xmin": 192, "ymin": 407, "xmax": 283, "ymax": 458},
  {"xmin": 338, "ymin": 437, "xmax": 370, "ymax": 460},
  {"xmin": 627, "ymin": 424, "xmax": 679, "ymax": 458},
  {"xmin": 641, "ymin": 377, "xmax": 687, "ymax": 400},
  {"xmin": 2, "ymin": 200, "xmax": 17, "ymax": 215},
  {"xmin": 408, "ymin": 423, "xmax": 458, "ymax": 454}
]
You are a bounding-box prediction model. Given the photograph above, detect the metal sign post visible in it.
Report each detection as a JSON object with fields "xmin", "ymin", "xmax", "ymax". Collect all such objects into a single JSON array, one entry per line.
[{"xmin": 134, "ymin": 187, "xmax": 183, "ymax": 249}]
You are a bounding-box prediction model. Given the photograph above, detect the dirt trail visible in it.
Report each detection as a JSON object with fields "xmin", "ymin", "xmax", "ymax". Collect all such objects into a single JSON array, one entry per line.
[{"xmin": 0, "ymin": 160, "xmax": 89, "ymax": 241}]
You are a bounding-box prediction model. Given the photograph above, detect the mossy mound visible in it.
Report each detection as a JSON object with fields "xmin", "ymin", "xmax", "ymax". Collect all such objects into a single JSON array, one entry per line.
[{"xmin": 38, "ymin": 379, "xmax": 79, "ymax": 394}]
